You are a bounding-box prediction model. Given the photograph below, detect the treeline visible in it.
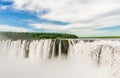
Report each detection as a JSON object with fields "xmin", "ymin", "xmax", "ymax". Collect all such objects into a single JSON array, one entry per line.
[{"xmin": 0, "ymin": 32, "xmax": 78, "ymax": 40}]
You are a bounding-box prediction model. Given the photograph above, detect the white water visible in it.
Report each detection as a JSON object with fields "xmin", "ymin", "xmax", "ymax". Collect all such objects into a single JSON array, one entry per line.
[{"xmin": 1, "ymin": 39, "xmax": 120, "ymax": 78}]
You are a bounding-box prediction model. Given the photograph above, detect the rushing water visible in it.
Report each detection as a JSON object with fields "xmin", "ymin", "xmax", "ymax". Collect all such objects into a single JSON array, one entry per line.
[{"xmin": 1, "ymin": 39, "xmax": 120, "ymax": 78}]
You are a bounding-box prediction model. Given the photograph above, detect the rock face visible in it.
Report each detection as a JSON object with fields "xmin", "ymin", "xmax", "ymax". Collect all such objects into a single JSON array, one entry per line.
[{"xmin": 1, "ymin": 39, "xmax": 120, "ymax": 78}]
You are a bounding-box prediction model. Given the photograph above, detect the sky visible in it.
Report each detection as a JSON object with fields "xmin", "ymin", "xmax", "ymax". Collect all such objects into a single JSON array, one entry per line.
[{"xmin": 0, "ymin": 0, "xmax": 120, "ymax": 37}]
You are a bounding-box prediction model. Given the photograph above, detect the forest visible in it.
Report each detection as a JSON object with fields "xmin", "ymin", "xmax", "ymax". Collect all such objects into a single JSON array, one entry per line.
[{"xmin": 0, "ymin": 32, "xmax": 78, "ymax": 40}]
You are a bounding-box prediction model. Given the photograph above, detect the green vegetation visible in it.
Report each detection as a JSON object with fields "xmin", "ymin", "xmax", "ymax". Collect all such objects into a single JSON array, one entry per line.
[{"xmin": 0, "ymin": 32, "xmax": 78, "ymax": 40}]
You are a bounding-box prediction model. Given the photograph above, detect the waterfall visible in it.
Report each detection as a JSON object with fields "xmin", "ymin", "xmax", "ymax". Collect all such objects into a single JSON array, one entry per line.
[
  {"xmin": 0, "ymin": 39, "xmax": 78, "ymax": 59},
  {"xmin": 1, "ymin": 39, "xmax": 120, "ymax": 78},
  {"xmin": 73, "ymin": 39, "xmax": 120, "ymax": 78},
  {"xmin": 58, "ymin": 40, "xmax": 61, "ymax": 57}
]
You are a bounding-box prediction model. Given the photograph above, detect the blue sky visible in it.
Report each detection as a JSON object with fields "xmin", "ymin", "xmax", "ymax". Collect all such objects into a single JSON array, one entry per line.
[{"xmin": 0, "ymin": 0, "xmax": 120, "ymax": 36}]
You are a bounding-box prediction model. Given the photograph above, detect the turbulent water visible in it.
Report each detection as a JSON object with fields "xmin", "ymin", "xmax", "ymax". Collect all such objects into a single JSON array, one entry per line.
[{"xmin": 1, "ymin": 39, "xmax": 120, "ymax": 78}]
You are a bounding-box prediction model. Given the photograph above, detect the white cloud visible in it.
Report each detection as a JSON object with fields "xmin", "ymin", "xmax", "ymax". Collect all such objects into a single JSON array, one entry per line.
[
  {"xmin": 9, "ymin": 0, "xmax": 120, "ymax": 36},
  {"xmin": 30, "ymin": 13, "xmax": 120, "ymax": 36},
  {"xmin": 0, "ymin": 25, "xmax": 32, "ymax": 32},
  {"xmin": 0, "ymin": 6, "xmax": 9, "ymax": 10},
  {"xmin": 12, "ymin": 0, "xmax": 120, "ymax": 22},
  {"xmin": 28, "ymin": 23, "xmax": 109, "ymax": 37}
]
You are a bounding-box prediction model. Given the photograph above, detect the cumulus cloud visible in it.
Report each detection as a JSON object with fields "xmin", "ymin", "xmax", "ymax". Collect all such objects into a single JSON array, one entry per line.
[
  {"xmin": 2, "ymin": 0, "xmax": 120, "ymax": 36},
  {"xmin": 0, "ymin": 25, "xmax": 32, "ymax": 32},
  {"xmin": 30, "ymin": 14, "xmax": 120, "ymax": 36},
  {"xmin": 12, "ymin": 0, "xmax": 120, "ymax": 22},
  {"xmin": 29, "ymin": 23, "xmax": 111, "ymax": 37}
]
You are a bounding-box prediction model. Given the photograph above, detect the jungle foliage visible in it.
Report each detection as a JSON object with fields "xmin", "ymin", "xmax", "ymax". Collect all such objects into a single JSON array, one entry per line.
[{"xmin": 0, "ymin": 32, "xmax": 78, "ymax": 40}]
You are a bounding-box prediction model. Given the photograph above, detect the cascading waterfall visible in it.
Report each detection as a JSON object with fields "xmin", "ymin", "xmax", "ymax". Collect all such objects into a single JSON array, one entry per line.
[
  {"xmin": 0, "ymin": 39, "xmax": 76, "ymax": 59},
  {"xmin": 73, "ymin": 40, "xmax": 120, "ymax": 78},
  {"xmin": 1, "ymin": 39, "xmax": 120, "ymax": 78}
]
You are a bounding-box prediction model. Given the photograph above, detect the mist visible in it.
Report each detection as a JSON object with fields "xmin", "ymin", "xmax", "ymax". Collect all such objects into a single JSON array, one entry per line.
[
  {"xmin": 0, "ymin": 33, "xmax": 7, "ymax": 40},
  {"xmin": 0, "ymin": 39, "xmax": 113, "ymax": 78},
  {"xmin": 0, "ymin": 53, "xmax": 111, "ymax": 78}
]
